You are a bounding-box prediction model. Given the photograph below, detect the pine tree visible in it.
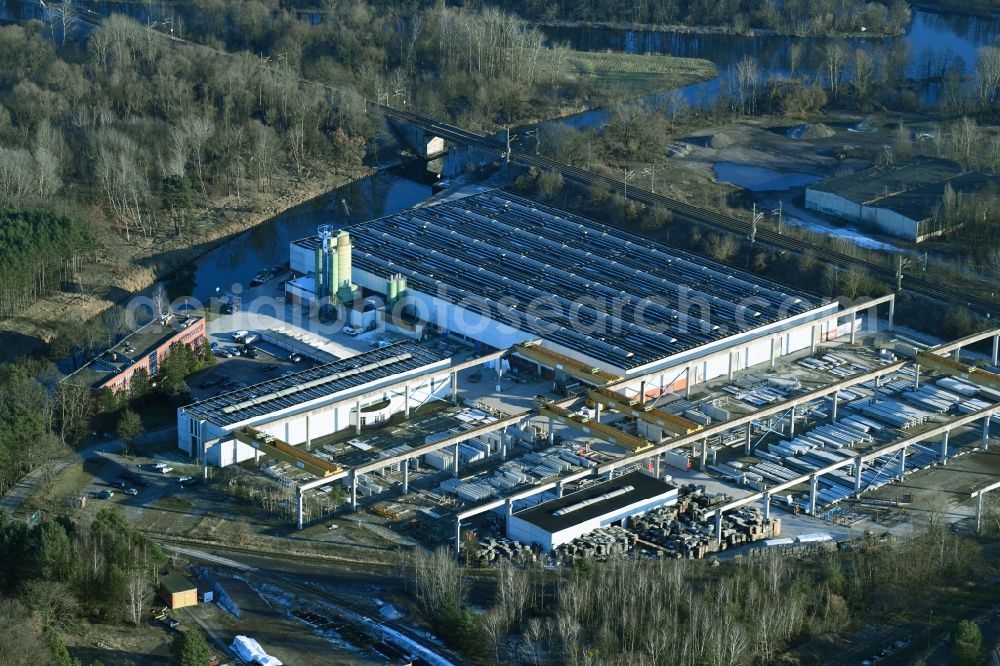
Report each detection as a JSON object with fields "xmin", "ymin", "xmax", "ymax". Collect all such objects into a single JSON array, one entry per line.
[{"xmin": 171, "ymin": 628, "xmax": 211, "ymax": 666}]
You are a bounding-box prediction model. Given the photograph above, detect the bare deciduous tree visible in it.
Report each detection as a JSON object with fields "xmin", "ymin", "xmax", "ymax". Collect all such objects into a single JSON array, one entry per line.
[
  {"xmin": 824, "ymin": 42, "xmax": 848, "ymax": 98},
  {"xmin": 733, "ymin": 56, "xmax": 762, "ymax": 115},
  {"xmin": 94, "ymin": 128, "xmax": 151, "ymax": 241}
]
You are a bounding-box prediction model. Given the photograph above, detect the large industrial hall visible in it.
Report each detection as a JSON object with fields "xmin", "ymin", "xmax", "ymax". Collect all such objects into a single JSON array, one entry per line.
[{"xmin": 292, "ymin": 190, "xmax": 842, "ymax": 387}]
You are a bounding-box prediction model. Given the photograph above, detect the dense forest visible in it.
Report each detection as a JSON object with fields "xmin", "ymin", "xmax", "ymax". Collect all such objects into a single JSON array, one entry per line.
[
  {"xmin": 0, "ymin": 509, "xmax": 166, "ymax": 664},
  {"xmin": 0, "ymin": 210, "xmax": 93, "ymax": 319},
  {"xmin": 497, "ymin": 0, "xmax": 912, "ymax": 35}
]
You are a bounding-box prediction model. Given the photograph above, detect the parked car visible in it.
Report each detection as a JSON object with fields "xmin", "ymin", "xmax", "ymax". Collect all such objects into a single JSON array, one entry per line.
[
  {"xmin": 232, "ymin": 330, "xmax": 249, "ymax": 341},
  {"xmin": 98, "ymin": 490, "xmax": 114, "ymax": 499},
  {"xmin": 209, "ymin": 342, "xmax": 220, "ymax": 351},
  {"xmin": 342, "ymin": 326, "xmax": 359, "ymax": 336},
  {"xmin": 159, "ymin": 466, "xmax": 174, "ymax": 474},
  {"xmin": 177, "ymin": 475, "xmax": 193, "ymax": 483},
  {"xmin": 125, "ymin": 488, "xmax": 138, "ymax": 496},
  {"xmin": 289, "ymin": 352, "xmax": 304, "ymax": 363},
  {"xmin": 111, "ymin": 479, "xmax": 127, "ymax": 489}
]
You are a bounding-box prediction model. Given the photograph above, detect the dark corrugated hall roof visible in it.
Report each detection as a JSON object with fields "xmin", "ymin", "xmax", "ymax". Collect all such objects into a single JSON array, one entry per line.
[{"xmin": 296, "ymin": 190, "xmax": 824, "ymax": 371}]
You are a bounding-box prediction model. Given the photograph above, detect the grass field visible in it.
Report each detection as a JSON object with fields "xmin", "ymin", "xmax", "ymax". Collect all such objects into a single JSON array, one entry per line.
[{"xmin": 543, "ymin": 48, "xmax": 718, "ymax": 97}]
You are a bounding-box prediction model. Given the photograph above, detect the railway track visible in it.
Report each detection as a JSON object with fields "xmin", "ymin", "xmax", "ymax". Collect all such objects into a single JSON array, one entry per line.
[
  {"xmin": 377, "ymin": 104, "xmax": 1000, "ymax": 317},
  {"xmin": 154, "ymin": 536, "xmax": 464, "ymax": 665}
]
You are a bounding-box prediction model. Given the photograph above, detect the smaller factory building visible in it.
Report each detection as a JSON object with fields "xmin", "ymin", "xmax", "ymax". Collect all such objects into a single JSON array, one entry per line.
[
  {"xmin": 805, "ymin": 157, "xmax": 998, "ymax": 241},
  {"xmin": 65, "ymin": 314, "xmax": 206, "ymax": 394},
  {"xmin": 177, "ymin": 341, "xmax": 452, "ymax": 466},
  {"xmin": 508, "ymin": 471, "xmax": 678, "ymax": 551}
]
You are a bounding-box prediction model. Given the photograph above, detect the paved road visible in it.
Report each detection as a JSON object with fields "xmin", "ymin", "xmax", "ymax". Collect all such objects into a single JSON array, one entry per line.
[{"xmin": 0, "ymin": 426, "xmax": 177, "ymax": 518}]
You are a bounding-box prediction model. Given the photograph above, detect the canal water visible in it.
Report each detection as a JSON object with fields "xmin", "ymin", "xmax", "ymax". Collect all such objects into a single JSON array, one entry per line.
[
  {"xmin": 540, "ymin": 8, "xmax": 1000, "ymax": 129},
  {"xmin": 712, "ymin": 162, "xmax": 821, "ymax": 191},
  {"xmin": 184, "ymin": 171, "xmax": 431, "ymax": 302}
]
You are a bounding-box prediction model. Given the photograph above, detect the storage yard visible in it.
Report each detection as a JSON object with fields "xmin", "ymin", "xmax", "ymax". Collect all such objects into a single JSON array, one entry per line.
[{"xmin": 149, "ymin": 188, "xmax": 1000, "ymax": 565}]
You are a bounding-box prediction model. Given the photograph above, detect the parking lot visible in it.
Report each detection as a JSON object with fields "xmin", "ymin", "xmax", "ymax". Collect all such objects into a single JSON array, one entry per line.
[{"xmin": 76, "ymin": 449, "xmax": 205, "ymax": 512}]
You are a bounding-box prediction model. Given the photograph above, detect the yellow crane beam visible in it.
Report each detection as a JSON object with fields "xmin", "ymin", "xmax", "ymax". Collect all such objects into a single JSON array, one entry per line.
[
  {"xmin": 538, "ymin": 402, "xmax": 654, "ymax": 454},
  {"xmin": 235, "ymin": 426, "xmax": 343, "ymax": 478},
  {"xmin": 513, "ymin": 342, "xmax": 620, "ymax": 385},
  {"xmin": 587, "ymin": 387, "xmax": 703, "ymax": 436},
  {"xmin": 916, "ymin": 351, "xmax": 1000, "ymax": 392}
]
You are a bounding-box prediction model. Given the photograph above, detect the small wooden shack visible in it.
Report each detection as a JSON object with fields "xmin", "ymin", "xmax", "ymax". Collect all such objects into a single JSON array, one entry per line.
[{"xmin": 159, "ymin": 573, "xmax": 198, "ymax": 609}]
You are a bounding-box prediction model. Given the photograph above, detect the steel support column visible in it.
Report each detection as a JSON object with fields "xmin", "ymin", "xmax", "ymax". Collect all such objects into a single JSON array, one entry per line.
[
  {"xmin": 685, "ymin": 366, "xmax": 692, "ymax": 398},
  {"xmin": 940, "ymin": 430, "xmax": 949, "ymax": 464},
  {"xmin": 556, "ymin": 482, "xmax": 564, "ymax": 499},
  {"xmin": 993, "ymin": 335, "xmax": 999, "ymax": 367},
  {"xmin": 728, "ymin": 353, "xmax": 735, "ymax": 381},
  {"xmin": 355, "ymin": 399, "xmax": 362, "ymax": 435},
  {"xmin": 763, "ymin": 492, "xmax": 771, "ymax": 521},
  {"xmin": 402, "ymin": 460, "xmax": 409, "ymax": 494},
  {"xmin": 977, "ymin": 493, "xmax": 985, "ymax": 533},
  {"xmin": 854, "ymin": 459, "xmax": 863, "ymax": 495},
  {"xmin": 450, "ymin": 371, "xmax": 458, "ymax": 404},
  {"xmin": 455, "ymin": 519, "xmax": 462, "ymax": 555},
  {"xmin": 788, "ymin": 405, "xmax": 796, "ymax": 439},
  {"xmin": 809, "ymin": 473, "xmax": 819, "ymax": 515},
  {"xmin": 811, "ymin": 324, "xmax": 819, "ymax": 354},
  {"xmin": 714, "ymin": 510, "xmax": 723, "ymax": 549},
  {"xmin": 898, "ymin": 447, "xmax": 907, "ymax": 480},
  {"xmin": 595, "ymin": 403, "xmax": 602, "ymax": 421},
  {"xmin": 404, "ymin": 384, "xmax": 411, "ymax": 418},
  {"xmin": 745, "ymin": 424, "xmax": 752, "ymax": 455},
  {"xmin": 831, "ymin": 393, "xmax": 839, "ymax": 423},
  {"xmin": 350, "ymin": 470, "xmax": 357, "ymax": 510},
  {"xmin": 770, "ymin": 337, "xmax": 777, "ymax": 369},
  {"xmin": 982, "ymin": 415, "xmax": 991, "ymax": 451},
  {"xmin": 849, "ymin": 317, "xmax": 857, "ymax": 344},
  {"xmin": 201, "ymin": 438, "xmax": 209, "ymax": 480},
  {"xmin": 453, "ymin": 442, "xmax": 460, "ymax": 477},
  {"xmin": 700, "ymin": 437, "xmax": 708, "ymax": 470},
  {"xmin": 913, "ymin": 364, "xmax": 921, "ymax": 390},
  {"xmin": 639, "ymin": 380, "xmax": 647, "ymax": 404},
  {"xmin": 548, "ymin": 417, "xmax": 555, "ymax": 445},
  {"xmin": 305, "ymin": 414, "xmax": 311, "ymax": 451},
  {"xmin": 296, "ymin": 486, "xmax": 304, "ymax": 530},
  {"xmin": 888, "ymin": 299, "xmax": 895, "ymax": 331}
]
